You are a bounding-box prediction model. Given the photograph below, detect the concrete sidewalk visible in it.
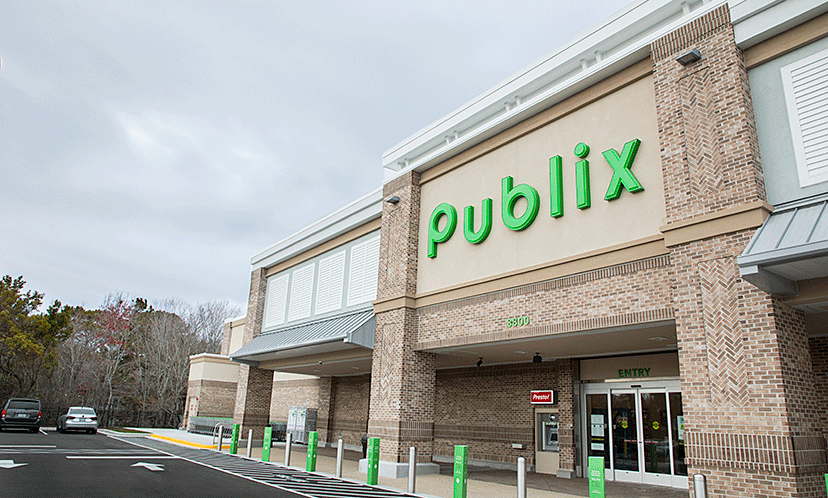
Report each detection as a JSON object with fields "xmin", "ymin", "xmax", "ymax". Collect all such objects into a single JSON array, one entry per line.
[{"xmin": 119, "ymin": 428, "xmax": 687, "ymax": 498}]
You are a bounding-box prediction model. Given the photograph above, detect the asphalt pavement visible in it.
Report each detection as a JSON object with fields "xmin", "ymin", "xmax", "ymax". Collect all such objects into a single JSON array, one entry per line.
[{"xmin": 0, "ymin": 428, "xmax": 303, "ymax": 498}]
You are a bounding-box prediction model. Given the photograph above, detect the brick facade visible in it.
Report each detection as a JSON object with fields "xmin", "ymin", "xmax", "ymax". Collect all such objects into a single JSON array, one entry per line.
[
  {"xmin": 269, "ymin": 377, "xmax": 321, "ymax": 424},
  {"xmin": 233, "ymin": 267, "xmax": 273, "ymax": 439},
  {"xmin": 434, "ymin": 360, "xmax": 575, "ymax": 470},
  {"xmin": 652, "ymin": 6, "xmax": 826, "ymax": 496}
]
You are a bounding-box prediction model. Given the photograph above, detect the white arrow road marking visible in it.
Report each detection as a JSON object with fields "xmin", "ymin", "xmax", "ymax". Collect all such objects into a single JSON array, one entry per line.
[
  {"xmin": 0, "ymin": 460, "xmax": 28, "ymax": 469},
  {"xmin": 132, "ymin": 462, "xmax": 164, "ymax": 471}
]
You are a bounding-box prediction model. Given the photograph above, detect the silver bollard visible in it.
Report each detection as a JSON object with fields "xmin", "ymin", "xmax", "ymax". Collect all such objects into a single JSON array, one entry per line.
[
  {"xmin": 693, "ymin": 473, "xmax": 708, "ymax": 498},
  {"xmin": 408, "ymin": 446, "xmax": 417, "ymax": 494},
  {"xmin": 284, "ymin": 432, "xmax": 292, "ymax": 466},
  {"xmin": 517, "ymin": 457, "xmax": 526, "ymax": 498},
  {"xmin": 246, "ymin": 429, "xmax": 253, "ymax": 458},
  {"xmin": 336, "ymin": 438, "xmax": 344, "ymax": 478},
  {"xmin": 217, "ymin": 425, "xmax": 224, "ymax": 451}
]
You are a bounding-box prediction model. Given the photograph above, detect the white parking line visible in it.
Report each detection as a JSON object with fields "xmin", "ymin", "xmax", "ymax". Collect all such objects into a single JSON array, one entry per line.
[
  {"xmin": 66, "ymin": 456, "xmax": 179, "ymax": 459},
  {"xmin": 39, "ymin": 428, "xmax": 47, "ymax": 435},
  {"xmin": 0, "ymin": 445, "xmax": 56, "ymax": 448}
]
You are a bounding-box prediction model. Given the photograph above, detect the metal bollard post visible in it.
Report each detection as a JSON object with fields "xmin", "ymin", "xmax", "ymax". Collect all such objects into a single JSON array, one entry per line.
[
  {"xmin": 216, "ymin": 425, "xmax": 224, "ymax": 451},
  {"xmin": 284, "ymin": 432, "xmax": 292, "ymax": 467},
  {"xmin": 336, "ymin": 439, "xmax": 344, "ymax": 478},
  {"xmin": 408, "ymin": 446, "xmax": 417, "ymax": 494},
  {"xmin": 246, "ymin": 429, "xmax": 253, "ymax": 458},
  {"xmin": 517, "ymin": 457, "xmax": 526, "ymax": 498},
  {"xmin": 693, "ymin": 474, "xmax": 708, "ymax": 498}
]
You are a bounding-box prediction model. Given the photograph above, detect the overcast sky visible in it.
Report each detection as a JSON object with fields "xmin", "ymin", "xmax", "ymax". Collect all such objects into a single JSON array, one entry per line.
[{"xmin": 1, "ymin": 0, "xmax": 631, "ymax": 313}]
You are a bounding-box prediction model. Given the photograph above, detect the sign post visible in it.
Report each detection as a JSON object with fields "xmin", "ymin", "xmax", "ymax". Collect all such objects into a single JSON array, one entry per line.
[
  {"xmin": 588, "ymin": 456, "xmax": 606, "ymax": 498},
  {"xmin": 366, "ymin": 437, "xmax": 380, "ymax": 485},
  {"xmin": 230, "ymin": 424, "xmax": 240, "ymax": 455},
  {"xmin": 262, "ymin": 426, "xmax": 272, "ymax": 462},
  {"xmin": 453, "ymin": 445, "xmax": 468, "ymax": 498},
  {"xmin": 305, "ymin": 431, "xmax": 318, "ymax": 471}
]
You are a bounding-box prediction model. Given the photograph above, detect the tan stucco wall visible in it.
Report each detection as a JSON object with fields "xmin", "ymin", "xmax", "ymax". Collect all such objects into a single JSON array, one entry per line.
[
  {"xmin": 188, "ymin": 354, "xmax": 240, "ymax": 382},
  {"xmin": 417, "ymin": 76, "xmax": 665, "ymax": 294},
  {"xmin": 229, "ymin": 320, "xmax": 245, "ymax": 355}
]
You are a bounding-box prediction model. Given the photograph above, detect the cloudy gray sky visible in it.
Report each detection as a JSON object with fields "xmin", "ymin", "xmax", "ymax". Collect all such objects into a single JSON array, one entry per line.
[{"xmin": 1, "ymin": 0, "xmax": 630, "ymax": 312}]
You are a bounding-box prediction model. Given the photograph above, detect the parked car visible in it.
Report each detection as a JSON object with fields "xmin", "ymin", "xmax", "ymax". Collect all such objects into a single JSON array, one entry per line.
[
  {"xmin": 57, "ymin": 407, "xmax": 98, "ymax": 434},
  {"xmin": 0, "ymin": 398, "xmax": 42, "ymax": 432}
]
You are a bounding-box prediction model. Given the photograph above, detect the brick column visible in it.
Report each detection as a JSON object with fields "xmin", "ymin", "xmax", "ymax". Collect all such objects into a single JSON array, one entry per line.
[
  {"xmin": 233, "ymin": 267, "xmax": 273, "ymax": 439},
  {"xmin": 653, "ymin": 6, "xmax": 825, "ymax": 496},
  {"xmin": 316, "ymin": 376, "xmax": 334, "ymax": 446},
  {"xmin": 369, "ymin": 171, "xmax": 438, "ymax": 468}
]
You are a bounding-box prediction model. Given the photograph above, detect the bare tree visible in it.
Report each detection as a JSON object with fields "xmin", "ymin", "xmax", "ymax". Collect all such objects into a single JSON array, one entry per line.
[{"xmin": 184, "ymin": 300, "xmax": 241, "ymax": 354}]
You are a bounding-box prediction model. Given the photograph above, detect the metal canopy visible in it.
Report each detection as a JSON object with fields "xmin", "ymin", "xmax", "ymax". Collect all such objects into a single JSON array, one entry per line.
[
  {"xmin": 229, "ymin": 309, "xmax": 375, "ymax": 366},
  {"xmin": 738, "ymin": 193, "xmax": 828, "ymax": 296}
]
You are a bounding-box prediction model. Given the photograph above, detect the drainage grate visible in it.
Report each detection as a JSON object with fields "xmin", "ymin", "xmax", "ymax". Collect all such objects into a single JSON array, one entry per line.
[{"xmin": 122, "ymin": 436, "xmax": 417, "ymax": 498}]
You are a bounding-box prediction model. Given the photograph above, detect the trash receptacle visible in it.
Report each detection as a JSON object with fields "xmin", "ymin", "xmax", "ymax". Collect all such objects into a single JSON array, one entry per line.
[{"xmin": 361, "ymin": 433, "xmax": 368, "ymax": 458}]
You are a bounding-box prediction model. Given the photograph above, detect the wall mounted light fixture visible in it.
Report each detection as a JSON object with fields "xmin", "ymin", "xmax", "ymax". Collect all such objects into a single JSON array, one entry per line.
[
  {"xmin": 676, "ymin": 48, "xmax": 702, "ymax": 66},
  {"xmin": 386, "ymin": 195, "xmax": 400, "ymax": 204}
]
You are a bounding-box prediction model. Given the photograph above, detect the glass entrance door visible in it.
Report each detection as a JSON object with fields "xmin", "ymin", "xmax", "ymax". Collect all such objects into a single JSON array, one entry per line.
[{"xmin": 582, "ymin": 382, "xmax": 687, "ymax": 488}]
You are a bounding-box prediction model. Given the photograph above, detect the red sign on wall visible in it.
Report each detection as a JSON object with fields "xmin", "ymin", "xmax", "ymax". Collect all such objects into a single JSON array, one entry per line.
[{"xmin": 530, "ymin": 390, "xmax": 557, "ymax": 404}]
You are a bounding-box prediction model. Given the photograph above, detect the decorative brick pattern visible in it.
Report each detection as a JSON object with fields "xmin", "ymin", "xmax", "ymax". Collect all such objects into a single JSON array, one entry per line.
[
  {"xmin": 326, "ymin": 374, "xmax": 371, "ymax": 448},
  {"xmin": 369, "ymin": 170, "xmax": 440, "ymax": 464},
  {"xmin": 653, "ymin": 5, "xmax": 825, "ymax": 495},
  {"xmin": 698, "ymin": 256, "xmax": 748, "ymax": 407}
]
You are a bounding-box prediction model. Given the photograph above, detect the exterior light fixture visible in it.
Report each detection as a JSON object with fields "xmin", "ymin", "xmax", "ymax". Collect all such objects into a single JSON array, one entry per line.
[
  {"xmin": 533, "ymin": 353, "xmax": 542, "ymax": 363},
  {"xmin": 676, "ymin": 48, "xmax": 701, "ymax": 66},
  {"xmin": 386, "ymin": 195, "xmax": 400, "ymax": 204},
  {"xmin": 476, "ymin": 358, "xmax": 483, "ymax": 368}
]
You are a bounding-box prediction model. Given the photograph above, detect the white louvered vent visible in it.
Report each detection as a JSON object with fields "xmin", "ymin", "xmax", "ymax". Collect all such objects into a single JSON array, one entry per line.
[
  {"xmin": 782, "ymin": 48, "xmax": 828, "ymax": 188},
  {"xmin": 263, "ymin": 274, "xmax": 289, "ymax": 329},
  {"xmin": 347, "ymin": 235, "xmax": 381, "ymax": 306},
  {"xmin": 315, "ymin": 250, "xmax": 346, "ymax": 315},
  {"xmin": 288, "ymin": 263, "xmax": 315, "ymax": 322}
]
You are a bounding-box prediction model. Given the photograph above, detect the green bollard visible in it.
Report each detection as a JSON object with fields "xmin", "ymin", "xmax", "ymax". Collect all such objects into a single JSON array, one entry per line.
[
  {"xmin": 453, "ymin": 445, "xmax": 468, "ymax": 498},
  {"xmin": 306, "ymin": 431, "xmax": 318, "ymax": 472},
  {"xmin": 366, "ymin": 437, "xmax": 380, "ymax": 485},
  {"xmin": 824, "ymin": 473, "xmax": 828, "ymax": 495},
  {"xmin": 230, "ymin": 424, "xmax": 240, "ymax": 455},
  {"xmin": 588, "ymin": 456, "xmax": 606, "ymax": 498},
  {"xmin": 262, "ymin": 426, "xmax": 273, "ymax": 462}
]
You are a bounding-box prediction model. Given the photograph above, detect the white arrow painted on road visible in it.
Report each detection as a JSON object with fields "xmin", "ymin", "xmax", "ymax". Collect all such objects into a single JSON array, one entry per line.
[
  {"xmin": 0, "ymin": 460, "xmax": 28, "ymax": 469},
  {"xmin": 132, "ymin": 462, "xmax": 164, "ymax": 472}
]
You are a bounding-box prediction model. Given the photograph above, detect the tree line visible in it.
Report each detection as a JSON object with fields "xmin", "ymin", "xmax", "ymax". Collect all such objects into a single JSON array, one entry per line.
[{"xmin": 0, "ymin": 275, "xmax": 240, "ymax": 427}]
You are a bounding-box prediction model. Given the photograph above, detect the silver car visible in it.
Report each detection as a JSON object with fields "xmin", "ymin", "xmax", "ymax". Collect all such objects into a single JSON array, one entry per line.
[{"xmin": 57, "ymin": 407, "xmax": 98, "ymax": 434}]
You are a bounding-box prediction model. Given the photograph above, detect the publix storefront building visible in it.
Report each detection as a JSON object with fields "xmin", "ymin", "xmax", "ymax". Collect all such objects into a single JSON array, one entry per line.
[{"xmin": 192, "ymin": 1, "xmax": 828, "ymax": 496}]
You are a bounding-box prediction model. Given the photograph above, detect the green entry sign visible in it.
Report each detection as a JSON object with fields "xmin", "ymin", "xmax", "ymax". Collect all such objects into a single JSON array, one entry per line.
[
  {"xmin": 262, "ymin": 426, "xmax": 272, "ymax": 462},
  {"xmin": 306, "ymin": 431, "xmax": 318, "ymax": 471},
  {"xmin": 453, "ymin": 445, "xmax": 468, "ymax": 498},
  {"xmin": 588, "ymin": 456, "xmax": 605, "ymax": 498},
  {"xmin": 230, "ymin": 423, "xmax": 240, "ymax": 455},
  {"xmin": 366, "ymin": 437, "xmax": 380, "ymax": 485}
]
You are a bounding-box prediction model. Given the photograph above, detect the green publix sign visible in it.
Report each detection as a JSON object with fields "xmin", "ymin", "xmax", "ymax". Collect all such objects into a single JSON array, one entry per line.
[{"xmin": 428, "ymin": 138, "xmax": 644, "ymax": 258}]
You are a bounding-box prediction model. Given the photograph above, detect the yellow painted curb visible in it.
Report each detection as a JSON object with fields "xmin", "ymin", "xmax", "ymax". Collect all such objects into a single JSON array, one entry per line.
[{"xmin": 150, "ymin": 434, "xmax": 215, "ymax": 449}]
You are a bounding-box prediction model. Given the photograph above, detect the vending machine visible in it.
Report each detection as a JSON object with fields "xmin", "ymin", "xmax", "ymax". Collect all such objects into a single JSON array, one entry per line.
[{"xmin": 287, "ymin": 406, "xmax": 318, "ymax": 444}]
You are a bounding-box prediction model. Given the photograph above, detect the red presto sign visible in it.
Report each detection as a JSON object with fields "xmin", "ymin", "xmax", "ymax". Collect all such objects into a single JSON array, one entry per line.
[{"xmin": 530, "ymin": 390, "xmax": 557, "ymax": 404}]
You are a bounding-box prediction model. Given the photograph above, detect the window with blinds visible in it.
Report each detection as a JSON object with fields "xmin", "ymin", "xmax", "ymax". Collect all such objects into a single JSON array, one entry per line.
[
  {"xmin": 263, "ymin": 274, "xmax": 289, "ymax": 328},
  {"xmin": 347, "ymin": 234, "xmax": 381, "ymax": 306},
  {"xmin": 781, "ymin": 48, "xmax": 828, "ymax": 187},
  {"xmin": 315, "ymin": 250, "xmax": 346, "ymax": 315},
  {"xmin": 287, "ymin": 263, "xmax": 315, "ymax": 322}
]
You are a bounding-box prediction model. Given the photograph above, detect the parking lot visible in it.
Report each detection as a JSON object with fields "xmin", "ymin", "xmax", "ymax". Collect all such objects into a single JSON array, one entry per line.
[{"xmin": 0, "ymin": 429, "xmax": 305, "ymax": 498}]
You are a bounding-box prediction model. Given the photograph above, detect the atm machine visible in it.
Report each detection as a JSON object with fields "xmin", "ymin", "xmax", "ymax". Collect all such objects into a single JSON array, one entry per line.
[{"xmin": 535, "ymin": 409, "xmax": 560, "ymax": 474}]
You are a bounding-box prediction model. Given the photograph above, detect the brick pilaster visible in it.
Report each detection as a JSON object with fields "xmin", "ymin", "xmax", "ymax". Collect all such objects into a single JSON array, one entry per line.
[
  {"xmin": 316, "ymin": 376, "xmax": 334, "ymax": 445},
  {"xmin": 369, "ymin": 171, "xmax": 438, "ymax": 464},
  {"xmin": 233, "ymin": 267, "xmax": 273, "ymax": 439},
  {"xmin": 653, "ymin": 5, "xmax": 825, "ymax": 496}
]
